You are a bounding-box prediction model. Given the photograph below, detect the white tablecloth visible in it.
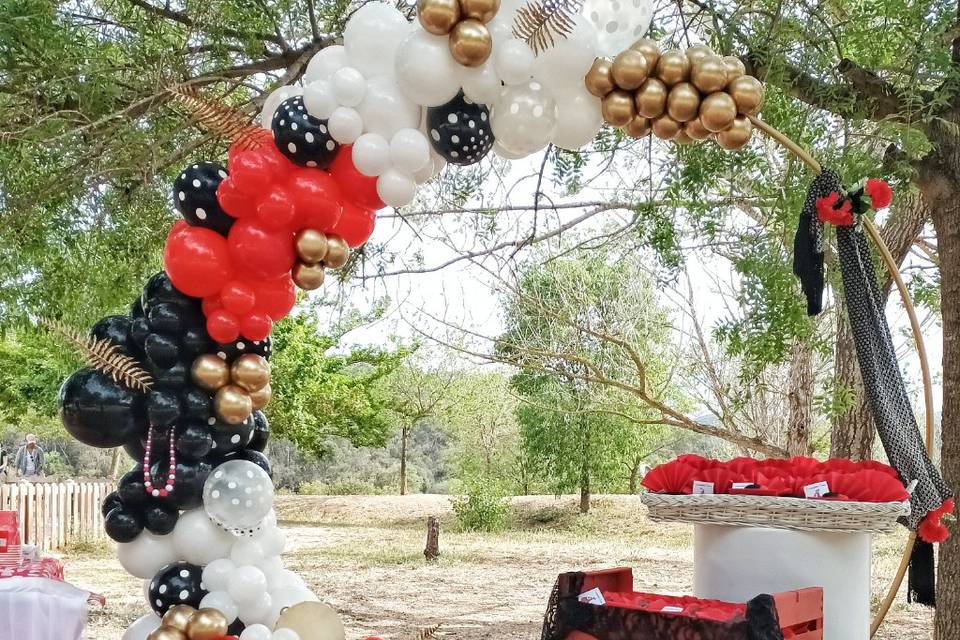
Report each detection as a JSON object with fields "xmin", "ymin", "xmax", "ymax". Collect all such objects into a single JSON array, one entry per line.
[{"xmin": 0, "ymin": 577, "xmax": 88, "ymax": 640}]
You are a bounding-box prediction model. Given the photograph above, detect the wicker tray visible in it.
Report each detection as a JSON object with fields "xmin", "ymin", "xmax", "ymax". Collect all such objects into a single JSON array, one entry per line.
[{"xmin": 641, "ymin": 493, "xmax": 910, "ymax": 534}]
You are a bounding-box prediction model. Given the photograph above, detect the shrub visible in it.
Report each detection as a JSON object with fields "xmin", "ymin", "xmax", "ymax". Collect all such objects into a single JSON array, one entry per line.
[{"xmin": 452, "ymin": 484, "xmax": 511, "ymax": 532}]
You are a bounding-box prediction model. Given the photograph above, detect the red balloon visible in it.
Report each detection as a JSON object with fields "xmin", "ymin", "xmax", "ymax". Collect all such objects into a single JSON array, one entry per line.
[
  {"xmin": 329, "ymin": 145, "xmax": 385, "ymax": 211},
  {"xmin": 257, "ymin": 186, "xmax": 299, "ymax": 231},
  {"xmin": 250, "ymin": 275, "xmax": 296, "ymax": 321},
  {"xmin": 217, "ymin": 177, "xmax": 257, "ymax": 219},
  {"xmin": 220, "ymin": 281, "xmax": 257, "ymax": 315},
  {"xmin": 163, "ymin": 221, "xmax": 234, "ymax": 298},
  {"xmin": 201, "ymin": 296, "xmax": 222, "ymax": 317},
  {"xmin": 227, "ymin": 149, "xmax": 282, "ymax": 196},
  {"xmin": 240, "ymin": 312, "xmax": 272, "ymax": 341},
  {"xmin": 227, "ymin": 218, "xmax": 296, "ymax": 280},
  {"xmin": 207, "ymin": 309, "xmax": 240, "ymax": 344},
  {"xmin": 287, "ymin": 168, "xmax": 343, "ymax": 233},
  {"xmin": 330, "ymin": 201, "xmax": 376, "ymax": 248}
]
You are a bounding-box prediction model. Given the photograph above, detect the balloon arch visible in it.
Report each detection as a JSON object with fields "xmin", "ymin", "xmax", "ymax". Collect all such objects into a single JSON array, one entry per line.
[{"xmin": 53, "ymin": 1, "xmax": 941, "ymax": 638}]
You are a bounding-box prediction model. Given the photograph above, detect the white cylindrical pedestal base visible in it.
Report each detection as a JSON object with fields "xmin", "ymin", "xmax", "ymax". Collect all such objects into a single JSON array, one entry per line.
[{"xmin": 693, "ymin": 524, "xmax": 871, "ymax": 640}]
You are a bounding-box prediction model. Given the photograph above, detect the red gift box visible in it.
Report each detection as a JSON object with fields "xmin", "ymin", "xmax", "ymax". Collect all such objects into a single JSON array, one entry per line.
[{"xmin": 0, "ymin": 511, "xmax": 22, "ymax": 569}]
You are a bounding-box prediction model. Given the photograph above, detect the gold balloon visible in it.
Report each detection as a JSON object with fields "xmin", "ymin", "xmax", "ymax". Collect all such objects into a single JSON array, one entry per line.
[
  {"xmin": 716, "ymin": 116, "xmax": 754, "ymax": 150},
  {"xmin": 630, "ymin": 37, "xmax": 661, "ymax": 71},
  {"xmin": 293, "ymin": 261, "xmax": 326, "ymax": 291},
  {"xmin": 728, "ymin": 75, "xmax": 765, "ymax": 115},
  {"xmin": 147, "ymin": 627, "xmax": 187, "ymax": 640},
  {"xmin": 685, "ymin": 44, "xmax": 714, "ymax": 65},
  {"xmin": 295, "ymin": 229, "xmax": 329, "ymax": 264},
  {"xmin": 584, "ymin": 57, "xmax": 615, "ymax": 98},
  {"xmin": 684, "ymin": 117, "xmax": 713, "ymax": 141},
  {"xmin": 655, "ymin": 49, "xmax": 690, "ymax": 86},
  {"xmin": 417, "ymin": 0, "xmax": 461, "ymax": 35},
  {"xmin": 448, "ymin": 19, "xmax": 493, "ymax": 67},
  {"xmin": 231, "ymin": 354, "xmax": 271, "ymax": 393},
  {"xmin": 601, "ymin": 90, "xmax": 636, "ymax": 127},
  {"xmin": 190, "ymin": 355, "xmax": 230, "ymax": 392},
  {"xmin": 323, "ymin": 235, "xmax": 350, "ymax": 270},
  {"xmin": 699, "ymin": 92, "xmax": 738, "ymax": 132},
  {"xmin": 722, "ymin": 56, "xmax": 746, "ymax": 83},
  {"xmin": 459, "ymin": 0, "xmax": 499, "ymax": 23},
  {"xmin": 651, "ymin": 114, "xmax": 682, "ymax": 140},
  {"xmin": 611, "ymin": 50, "xmax": 648, "ymax": 91},
  {"xmin": 691, "ymin": 55, "xmax": 728, "ymax": 94},
  {"xmin": 622, "ymin": 116, "xmax": 651, "ymax": 139},
  {"xmin": 666, "ymin": 82, "xmax": 701, "ymax": 123},
  {"xmin": 214, "ymin": 384, "xmax": 253, "ymax": 425},
  {"xmin": 276, "ymin": 602, "xmax": 346, "ymax": 640},
  {"xmin": 674, "ymin": 130, "xmax": 696, "ymax": 145},
  {"xmin": 634, "ymin": 78, "xmax": 668, "ymax": 119},
  {"xmin": 185, "ymin": 609, "xmax": 229, "ymax": 640},
  {"xmin": 162, "ymin": 605, "xmax": 197, "ymax": 631},
  {"xmin": 249, "ymin": 383, "xmax": 272, "ymax": 411}
]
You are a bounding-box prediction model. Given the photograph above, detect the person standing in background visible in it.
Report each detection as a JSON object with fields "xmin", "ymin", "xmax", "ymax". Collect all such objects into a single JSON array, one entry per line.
[
  {"xmin": 15, "ymin": 434, "xmax": 45, "ymax": 479},
  {"xmin": 0, "ymin": 443, "xmax": 8, "ymax": 482}
]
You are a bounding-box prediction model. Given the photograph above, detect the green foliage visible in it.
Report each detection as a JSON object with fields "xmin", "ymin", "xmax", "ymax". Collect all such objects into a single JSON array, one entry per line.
[{"xmin": 451, "ymin": 478, "xmax": 511, "ymax": 532}]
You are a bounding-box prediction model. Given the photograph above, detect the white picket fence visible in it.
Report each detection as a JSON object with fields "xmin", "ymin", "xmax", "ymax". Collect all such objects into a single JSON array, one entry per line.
[{"xmin": 0, "ymin": 481, "xmax": 113, "ymax": 552}]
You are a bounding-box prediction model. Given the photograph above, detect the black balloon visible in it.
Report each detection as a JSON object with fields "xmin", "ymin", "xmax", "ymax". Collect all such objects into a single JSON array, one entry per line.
[
  {"xmin": 105, "ymin": 507, "xmax": 144, "ymax": 543},
  {"xmin": 272, "ymin": 96, "xmax": 339, "ymax": 168},
  {"xmin": 209, "ymin": 417, "xmax": 254, "ymax": 455},
  {"xmin": 145, "ymin": 333, "xmax": 180, "ymax": 369},
  {"xmin": 142, "ymin": 272, "xmax": 187, "ymax": 312},
  {"xmin": 213, "ymin": 336, "xmax": 271, "ymax": 363},
  {"xmin": 227, "ymin": 620, "xmax": 246, "ymax": 636},
  {"xmin": 102, "ymin": 491, "xmax": 124, "ymax": 518},
  {"xmin": 224, "ymin": 448, "xmax": 272, "ymax": 478},
  {"xmin": 118, "ymin": 467, "xmax": 149, "ymax": 507},
  {"xmin": 130, "ymin": 297, "xmax": 145, "ymax": 319},
  {"xmin": 181, "ymin": 326, "xmax": 212, "ymax": 357},
  {"xmin": 148, "ymin": 302, "xmax": 185, "ymax": 337},
  {"xmin": 148, "ymin": 562, "xmax": 206, "ymax": 616},
  {"xmin": 59, "ymin": 369, "xmax": 145, "ymax": 448},
  {"xmin": 147, "ymin": 390, "xmax": 182, "ymax": 428},
  {"xmin": 152, "ymin": 360, "xmax": 189, "ymax": 388},
  {"xmin": 181, "ymin": 387, "xmax": 213, "ymax": 421},
  {"xmin": 143, "ymin": 503, "xmax": 179, "ymax": 536},
  {"xmin": 426, "ymin": 91, "xmax": 494, "ymax": 165},
  {"xmin": 248, "ymin": 411, "xmax": 270, "ymax": 452},
  {"xmin": 173, "ymin": 162, "xmax": 235, "ymax": 236},
  {"xmin": 176, "ymin": 423, "xmax": 214, "ymax": 460},
  {"xmin": 124, "ymin": 438, "xmax": 146, "ymax": 463},
  {"xmin": 150, "ymin": 458, "xmax": 211, "ymax": 510},
  {"xmin": 91, "ymin": 315, "xmax": 134, "ymax": 353},
  {"xmin": 130, "ymin": 317, "xmax": 151, "ymax": 352}
]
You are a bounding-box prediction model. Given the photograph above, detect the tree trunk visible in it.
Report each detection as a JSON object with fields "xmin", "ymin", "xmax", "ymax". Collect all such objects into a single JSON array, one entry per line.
[
  {"xmin": 424, "ymin": 516, "xmax": 440, "ymax": 563},
  {"xmin": 109, "ymin": 447, "xmax": 124, "ymax": 479},
  {"xmin": 786, "ymin": 340, "xmax": 815, "ymax": 456},
  {"xmin": 399, "ymin": 424, "xmax": 409, "ymax": 496},
  {"xmin": 580, "ymin": 420, "xmax": 591, "ymax": 514},
  {"xmin": 629, "ymin": 461, "xmax": 640, "ymax": 494},
  {"xmin": 831, "ymin": 313, "xmax": 876, "ymax": 460}
]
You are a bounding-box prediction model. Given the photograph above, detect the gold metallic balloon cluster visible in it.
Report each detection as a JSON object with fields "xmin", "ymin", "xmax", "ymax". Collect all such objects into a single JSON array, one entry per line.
[
  {"xmin": 585, "ymin": 39, "xmax": 765, "ymax": 149},
  {"xmin": 191, "ymin": 353, "xmax": 272, "ymax": 425},
  {"xmin": 418, "ymin": 0, "xmax": 501, "ymax": 67},
  {"xmin": 148, "ymin": 606, "xmax": 228, "ymax": 640},
  {"xmin": 292, "ymin": 229, "xmax": 349, "ymax": 292}
]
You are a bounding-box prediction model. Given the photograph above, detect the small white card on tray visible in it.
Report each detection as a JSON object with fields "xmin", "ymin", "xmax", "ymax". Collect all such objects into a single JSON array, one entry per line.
[
  {"xmin": 804, "ymin": 481, "xmax": 830, "ymax": 498},
  {"xmin": 692, "ymin": 481, "xmax": 715, "ymax": 495},
  {"xmin": 578, "ymin": 587, "xmax": 606, "ymax": 606}
]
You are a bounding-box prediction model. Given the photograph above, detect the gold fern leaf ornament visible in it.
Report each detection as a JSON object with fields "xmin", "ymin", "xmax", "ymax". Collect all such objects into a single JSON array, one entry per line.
[
  {"xmin": 512, "ymin": 0, "xmax": 583, "ymax": 54},
  {"xmin": 42, "ymin": 319, "xmax": 153, "ymax": 392},
  {"xmin": 410, "ymin": 624, "xmax": 443, "ymax": 640},
  {"xmin": 168, "ymin": 85, "xmax": 268, "ymax": 152}
]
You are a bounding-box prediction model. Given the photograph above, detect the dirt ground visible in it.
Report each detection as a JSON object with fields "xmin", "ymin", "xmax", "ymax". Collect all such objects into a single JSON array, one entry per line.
[{"xmin": 67, "ymin": 494, "xmax": 932, "ymax": 639}]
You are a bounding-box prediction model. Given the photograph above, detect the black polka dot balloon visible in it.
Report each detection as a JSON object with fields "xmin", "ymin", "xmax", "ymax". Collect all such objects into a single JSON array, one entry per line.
[
  {"xmin": 426, "ymin": 92, "xmax": 495, "ymax": 166},
  {"xmin": 173, "ymin": 162, "xmax": 235, "ymax": 236},
  {"xmin": 272, "ymin": 96, "xmax": 339, "ymax": 168},
  {"xmin": 148, "ymin": 562, "xmax": 206, "ymax": 616},
  {"xmin": 213, "ymin": 337, "xmax": 272, "ymax": 363}
]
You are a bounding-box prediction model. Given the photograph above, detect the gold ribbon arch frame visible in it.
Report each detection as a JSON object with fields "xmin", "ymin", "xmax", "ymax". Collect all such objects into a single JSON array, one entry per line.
[{"xmin": 747, "ymin": 115, "xmax": 936, "ymax": 636}]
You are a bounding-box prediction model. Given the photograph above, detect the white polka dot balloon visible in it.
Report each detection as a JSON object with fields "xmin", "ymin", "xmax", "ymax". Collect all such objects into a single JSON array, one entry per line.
[
  {"xmin": 202, "ymin": 460, "xmax": 274, "ymax": 533},
  {"xmin": 491, "ymin": 81, "xmax": 559, "ymax": 157},
  {"xmin": 583, "ymin": 0, "xmax": 654, "ymax": 57}
]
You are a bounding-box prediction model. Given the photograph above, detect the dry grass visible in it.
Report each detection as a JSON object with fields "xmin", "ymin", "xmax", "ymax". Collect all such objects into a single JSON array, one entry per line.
[{"xmin": 68, "ymin": 494, "xmax": 932, "ymax": 639}]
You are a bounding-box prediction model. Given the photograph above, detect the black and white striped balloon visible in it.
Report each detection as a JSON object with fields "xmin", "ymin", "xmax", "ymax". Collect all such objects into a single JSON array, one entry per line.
[
  {"xmin": 426, "ymin": 92, "xmax": 495, "ymax": 166},
  {"xmin": 173, "ymin": 162, "xmax": 235, "ymax": 236},
  {"xmin": 271, "ymin": 96, "xmax": 339, "ymax": 168}
]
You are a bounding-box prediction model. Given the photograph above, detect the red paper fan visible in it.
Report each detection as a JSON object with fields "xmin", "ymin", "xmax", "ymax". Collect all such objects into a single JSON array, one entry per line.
[
  {"xmin": 730, "ymin": 475, "xmax": 792, "ymax": 497},
  {"xmin": 642, "ymin": 461, "xmax": 698, "ymax": 494},
  {"xmin": 806, "ymin": 471, "xmax": 909, "ymax": 503},
  {"xmin": 692, "ymin": 468, "xmax": 745, "ymax": 494},
  {"xmin": 855, "ymin": 460, "xmax": 901, "ymax": 479},
  {"xmin": 726, "ymin": 457, "xmax": 761, "ymax": 475},
  {"xmin": 675, "ymin": 454, "xmax": 713, "ymax": 470},
  {"xmin": 789, "ymin": 456, "xmax": 824, "ymax": 477},
  {"xmin": 820, "ymin": 459, "xmax": 859, "ymax": 474}
]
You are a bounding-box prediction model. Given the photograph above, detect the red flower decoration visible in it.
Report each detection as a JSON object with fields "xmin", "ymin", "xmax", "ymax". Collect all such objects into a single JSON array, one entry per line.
[
  {"xmin": 865, "ymin": 178, "xmax": 893, "ymax": 209},
  {"xmin": 815, "ymin": 192, "xmax": 854, "ymax": 226},
  {"xmin": 919, "ymin": 498, "xmax": 955, "ymax": 543}
]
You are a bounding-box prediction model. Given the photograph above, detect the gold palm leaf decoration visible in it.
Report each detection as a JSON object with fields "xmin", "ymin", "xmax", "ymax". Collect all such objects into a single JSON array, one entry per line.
[
  {"xmin": 169, "ymin": 85, "xmax": 267, "ymax": 151},
  {"xmin": 512, "ymin": 0, "xmax": 584, "ymax": 54},
  {"xmin": 409, "ymin": 625, "xmax": 443, "ymax": 640},
  {"xmin": 41, "ymin": 319, "xmax": 153, "ymax": 392}
]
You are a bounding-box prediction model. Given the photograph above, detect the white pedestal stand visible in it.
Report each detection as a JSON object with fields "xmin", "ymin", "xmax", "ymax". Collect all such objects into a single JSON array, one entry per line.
[{"xmin": 693, "ymin": 524, "xmax": 872, "ymax": 640}]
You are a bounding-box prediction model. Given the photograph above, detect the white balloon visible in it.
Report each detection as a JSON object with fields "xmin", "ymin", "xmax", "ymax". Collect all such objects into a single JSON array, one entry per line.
[
  {"xmin": 122, "ymin": 613, "xmax": 161, "ymax": 640},
  {"xmin": 257, "ymin": 526, "xmax": 287, "ymax": 558},
  {"xmin": 550, "ymin": 84, "xmax": 604, "ymax": 150},
  {"xmin": 583, "ymin": 0, "xmax": 654, "ymax": 56},
  {"xmin": 239, "ymin": 592, "xmax": 273, "ymax": 626},
  {"xmin": 266, "ymin": 586, "xmax": 319, "ymax": 627},
  {"xmin": 328, "ymin": 107, "xmax": 364, "ymax": 143},
  {"xmin": 202, "ymin": 558, "xmax": 236, "ymax": 593},
  {"xmin": 303, "ymin": 80, "xmax": 338, "ymax": 120},
  {"xmin": 413, "ymin": 157, "xmax": 436, "ymax": 183},
  {"xmin": 343, "ymin": 2, "xmax": 411, "ymax": 77},
  {"xmin": 495, "ymin": 39, "xmax": 535, "ymax": 86},
  {"xmin": 229, "ymin": 565, "xmax": 268, "ymax": 605},
  {"xmin": 390, "ymin": 128, "xmax": 431, "ymax": 174},
  {"xmin": 304, "ymin": 45, "xmax": 348, "ymax": 83},
  {"xmin": 487, "ymin": 0, "xmax": 526, "ymax": 44},
  {"xmin": 272, "ymin": 630, "xmax": 301, "ymax": 640},
  {"xmin": 531, "ymin": 14, "xmax": 599, "ymax": 93},
  {"xmin": 172, "ymin": 509, "xmax": 234, "ymax": 566},
  {"xmin": 263, "ymin": 563, "xmax": 292, "ymax": 590},
  {"xmin": 240, "ymin": 624, "xmax": 273, "ymax": 640},
  {"xmin": 352, "ymin": 133, "xmax": 391, "ymax": 176},
  {"xmin": 204, "ymin": 460, "xmax": 275, "ymax": 532},
  {"xmin": 231, "ymin": 537, "xmax": 266, "ymax": 567},
  {"xmin": 200, "ymin": 590, "xmax": 239, "ymax": 623},
  {"xmin": 461, "ymin": 62, "xmax": 502, "ymax": 105},
  {"xmin": 257, "ymin": 554, "xmax": 284, "ymax": 575},
  {"xmin": 492, "ymin": 140, "xmax": 529, "ymax": 160},
  {"xmin": 357, "ymin": 75, "xmax": 422, "ymax": 139},
  {"xmin": 331, "ymin": 67, "xmax": 367, "ymax": 107},
  {"xmin": 117, "ymin": 532, "xmax": 179, "ymax": 580},
  {"xmin": 260, "ymin": 86, "xmax": 303, "ymax": 129},
  {"xmin": 377, "ymin": 169, "xmax": 417, "ymax": 207},
  {"xmin": 490, "ymin": 81, "xmax": 558, "ymax": 157},
  {"xmin": 395, "ymin": 30, "xmax": 463, "ymax": 107}
]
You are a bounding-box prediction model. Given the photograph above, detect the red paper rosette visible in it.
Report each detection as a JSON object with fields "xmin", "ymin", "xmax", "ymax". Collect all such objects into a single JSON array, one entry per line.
[
  {"xmin": 691, "ymin": 468, "xmax": 745, "ymax": 495},
  {"xmin": 641, "ymin": 461, "xmax": 698, "ymax": 494}
]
